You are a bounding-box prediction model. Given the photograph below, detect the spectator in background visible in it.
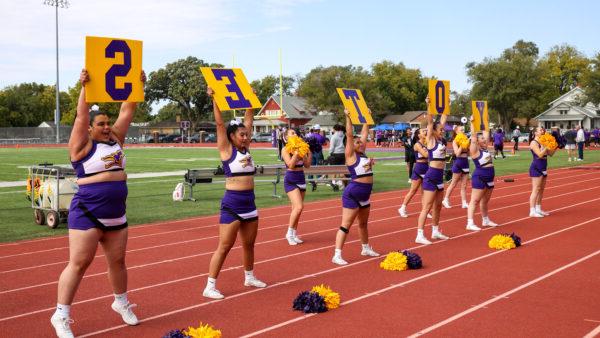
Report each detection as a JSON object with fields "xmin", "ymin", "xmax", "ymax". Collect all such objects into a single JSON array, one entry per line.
[
  {"xmin": 328, "ymin": 124, "xmax": 346, "ymax": 189},
  {"xmin": 305, "ymin": 125, "xmax": 326, "ymax": 190},
  {"xmin": 276, "ymin": 127, "xmax": 284, "ymax": 160},
  {"xmin": 512, "ymin": 126, "xmax": 521, "ymax": 154},
  {"xmin": 493, "ymin": 128, "xmax": 506, "ymax": 159},
  {"xmin": 271, "ymin": 128, "xmax": 277, "ymax": 148},
  {"xmin": 584, "ymin": 128, "xmax": 591, "ymax": 149},
  {"xmin": 564, "ymin": 126, "xmax": 577, "ymax": 162},
  {"xmin": 592, "ymin": 127, "xmax": 600, "ymax": 147},
  {"xmin": 400, "ymin": 128, "xmax": 415, "ymax": 184},
  {"xmin": 576, "ymin": 125, "xmax": 585, "ymax": 161},
  {"xmin": 375, "ymin": 130, "xmax": 383, "ymax": 147}
]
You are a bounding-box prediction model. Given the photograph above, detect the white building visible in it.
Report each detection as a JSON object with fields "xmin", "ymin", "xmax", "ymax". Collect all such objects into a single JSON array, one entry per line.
[{"xmin": 535, "ymin": 87, "xmax": 600, "ymax": 130}]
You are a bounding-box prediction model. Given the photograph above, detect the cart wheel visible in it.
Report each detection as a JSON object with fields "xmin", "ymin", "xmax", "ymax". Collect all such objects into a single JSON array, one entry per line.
[
  {"xmin": 34, "ymin": 209, "xmax": 45, "ymax": 225},
  {"xmin": 46, "ymin": 211, "xmax": 60, "ymax": 229}
]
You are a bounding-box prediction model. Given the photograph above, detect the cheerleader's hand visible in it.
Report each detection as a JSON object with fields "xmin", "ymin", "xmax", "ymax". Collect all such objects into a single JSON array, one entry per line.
[
  {"xmin": 207, "ymin": 87, "xmax": 215, "ymax": 97},
  {"xmin": 369, "ymin": 158, "xmax": 375, "ymax": 166},
  {"xmin": 293, "ymin": 150, "xmax": 299, "ymax": 157},
  {"xmin": 343, "ymin": 109, "xmax": 350, "ymax": 117}
]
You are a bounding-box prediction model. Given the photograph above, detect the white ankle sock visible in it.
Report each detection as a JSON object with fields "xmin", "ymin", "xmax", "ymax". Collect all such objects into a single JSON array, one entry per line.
[
  {"xmin": 361, "ymin": 243, "xmax": 370, "ymax": 250},
  {"xmin": 287, "ymin": 227, "xmax": 294, "ymax": 236},
  {"xmin": 244, "ymin": 270, "xmax": 254, "ymax": 279},
  {"xmin": 114, "ymin": 292, "xmax": 128, "ymax": 306},
  {"xmin": 334, "ymin": 248, "xmax": 342, "ymax": 257},
  {"xmin": 530, "ymin": 207, "xmax": 537, "ymax": 214},
  {"xmin": 432, "ymin": 225, "xmax": 440, "ymax": 233},
  {"xmin": 467, "ymin": 219, "xmax": 474, "ymax": 225},
  {"xmin": 55, "ymin": 303, "xmax": 70, "ymax": 318},
  {"xmin": 417, "ymin": 229, "xmax": 424, "ymax": 236},
  {"xmin": 482, "ymin": 216, "xmax": 490, "ymax": 223},
  {"xmin": 207, "ymin": 277, "xmax": 217, "ymax": 289},
  {"xmin": 535, "ymin": 205, "xmax": 542, "ymax": 212}
]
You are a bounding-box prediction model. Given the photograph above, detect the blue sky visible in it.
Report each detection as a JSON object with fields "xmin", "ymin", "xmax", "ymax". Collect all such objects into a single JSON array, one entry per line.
[{"xmin": 1, "ymin": 0, "xmax": 599, "ymax": 98}]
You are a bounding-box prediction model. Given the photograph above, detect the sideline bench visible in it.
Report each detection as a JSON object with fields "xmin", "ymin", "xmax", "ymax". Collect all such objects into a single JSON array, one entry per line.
[{"xmin": 182, "ymin": 156, "xmax": 404, "ymax": 201}]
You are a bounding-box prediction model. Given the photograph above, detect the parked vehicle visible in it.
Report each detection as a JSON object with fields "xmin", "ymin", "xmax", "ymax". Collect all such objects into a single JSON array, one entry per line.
[
  {"xmin": 147, "ymin": 134, "xmax": 166, "ymax": 143},
  {"xmin": 204, "ymin": 133, "xmax": 216, "ymax": 143},
  {"xmin": 162, "ymin": 134, "xmax": 180, "ymax": 143},
  {"xmin": 252, "ymin": 132, "xmax": 272, "ymax": 143},
  {"xmin": 189, "ymin": 134, "xmax": 200, "ymax": 143}
]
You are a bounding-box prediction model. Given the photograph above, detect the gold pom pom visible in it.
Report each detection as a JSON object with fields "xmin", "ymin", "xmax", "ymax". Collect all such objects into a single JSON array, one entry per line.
[{"xmin": 284, "ymin": 136, "xmax": 310, "ymax": 158}]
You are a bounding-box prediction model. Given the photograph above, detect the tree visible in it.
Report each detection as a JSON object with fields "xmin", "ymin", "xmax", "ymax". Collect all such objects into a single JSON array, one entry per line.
[
  {"xmin": 582, "ymin": 53, "xmax": 600, "ymax": 105},
  {"xmin": 145, "ymin": 56, "xmax": 223, "ymax": 130},
  {"xmin": 154, "ymin": 102, "xmax": 181, "ymax": 122},
  {"xmin": 0, "ymin": 83, "xmax": 70, "ymax": 127},
  {"xmin": 450, "ymin": 90, "xmax": 471, "ymax": 116},
  {"xmin": 250, "ymin": 75, "xmax": 295, "ymax": 104},
  {"xmin": 297, "ymin": 65, "xmax": 371, "ymax": 115},
  {"xmin": 370, "ymin": 60, "xmax": 428, "ymax": 115},
  {"xmin": 539, "ymin": 44, "xmax": 589, "ymax": 96},
  {"xmin": 466, "ymin": 40, "xmax": 552, "ymax": 131}
]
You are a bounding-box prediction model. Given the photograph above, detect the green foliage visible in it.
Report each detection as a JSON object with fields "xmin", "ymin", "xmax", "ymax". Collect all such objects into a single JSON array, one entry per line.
[
  {"xmin": 582, "ymin": 53, "xmax": 600, "ymax": 105},
  {"xmin": 467, "ymin": 40, "xmax": 554, "ymax": 130},
  {"xmin": 250, "ymin": 75, "xmax": 295, "ymax": 104},
  {"xmin": 539, "ymin": 44, "xmax": 590, "ymax": 95},
  {"xmin": 296, "ymin": 61, "xmax": 427, "ymax": 122},
  {"xmin": 0, "ymin": 83, "xmax": 70, "ymax": 127},
  {"xmin": 145, "ymin": 56, "xmax": 223, "ymax": 129}
]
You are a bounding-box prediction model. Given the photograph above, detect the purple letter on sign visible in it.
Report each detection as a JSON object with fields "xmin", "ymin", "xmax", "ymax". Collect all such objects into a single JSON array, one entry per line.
[
  {"xmin": 211, "ymin": 69, "xmax": 251, "ymax": 109},
  {"xmin": 342, "ymin": 89, "xmax": 367, "ymax": 123},
  {"xmin": 105, "ymin": 40, "xmax": 132, "ymax": 101}
]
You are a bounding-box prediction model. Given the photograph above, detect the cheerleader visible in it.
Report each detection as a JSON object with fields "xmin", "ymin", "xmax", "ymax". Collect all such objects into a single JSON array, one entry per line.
[
  {"xmin": 398, "ymin": 128, "xmax": 432, "ymax": 219},
  {"xmin": 465, "ymin": 116, "xmax": 499, "ymax": 230},
  {"xmin": 415, "ymin": 102, "xmax": 450, "ymax": 245},
  {"xmin": 203, "ymin": 88, "xmax": 266, "ymax": 299},
  {"xmin": 51, "ymin": 69, "xmax": 144, "ymax": 338},
  {"xmin": 282, "ymin": 129, "xmax": 312, "ymax": 245},
  {"xmin": 529, "ymin": 127, "xmax": 556, "ymax": 217},
  {"xmin": 442, "ymin": 125, "xmax": 470, "ymax": 209},
  {"xmin": 332, "ymin": 110, "xmax": 380, "ymax": 265}
]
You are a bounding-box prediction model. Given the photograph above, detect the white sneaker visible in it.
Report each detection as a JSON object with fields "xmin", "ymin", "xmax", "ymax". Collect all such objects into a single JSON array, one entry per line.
[
  {"xmin": 293, "ymin": 235, "xmax": 304, "ymax": 244},
  {"xmin": 415, "ymin": 234, "xmax": 432, "ymax": 245},
  {"xmin": 285, "ymin": 235, "xmax": 298, "ymax": 246},
  {"xmin": 427, "ymin": 213, "xmax": 433, "ymax": 219},
  {"xmin": 398, "ymin": 207, "xmax": 408, "ymax": 218},
  {"xmin": 466, "ymin": 224, "xmax": 482, "ymax": 231},
  {"xmin": 529, "ymin": 211, "xmax": 544, "ymax": 218},
  {"xmin": 244, "ymin": 276, "xmax": 267, "ymax": 288},
  {"xmin": 51, "ymin": 313, "xmax": 75, "ymax": 338},
  {"xmin": 442, "ymin": 199, "xmax": 451, "ymax": 209},
  {"xmin": 332, "ymin": 255, "xmax": 348, "ymax": 265},
  {"xmin": 203, "ymin": 286, "xmax": 225, "ymax": 299},
  {"xmin": 432, "ymin": 230, "xmax": 449, "ymax": 240},
  {"xmin": 482, "ymin": 219, "xmax": 499, "ymax": 227},
  {"xmin": 537, "ymin": 209, "xmax": 550, "ymax": 216},
  {"xmin": 461, "ymin": 202, "xmax": 469, "ymax": 209},
  {"xmin": 361, "ymin": 245, "xmax": 380, "ymax": 257},
  {"xmin": 111, "ymin": 301, "xmax": 139, "ymax": 326}
]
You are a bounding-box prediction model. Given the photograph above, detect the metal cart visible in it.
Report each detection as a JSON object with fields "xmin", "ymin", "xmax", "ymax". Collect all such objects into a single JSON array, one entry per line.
[{"xmin": 26, "ymin": 165, "xmax": 78, "ymax": 229}]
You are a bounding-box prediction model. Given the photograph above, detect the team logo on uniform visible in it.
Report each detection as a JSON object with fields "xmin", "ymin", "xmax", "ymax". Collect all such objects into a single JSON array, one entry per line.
[
  {"xmin": 362, "ymin": 160, "xmax": 373, "ymax": 172},
  {"xmin": 239, "ymin": 155, "xmax": 253, "ymax": 168},
  {"xmin": 102, "ymin": 150, "xmax": 124, "ymax": 169}
]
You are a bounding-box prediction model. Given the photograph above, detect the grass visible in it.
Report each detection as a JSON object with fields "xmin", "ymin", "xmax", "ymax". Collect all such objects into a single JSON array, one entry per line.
[{"xmin": 0, "ymin": 146, "xmax": 598, "ymax": 243}]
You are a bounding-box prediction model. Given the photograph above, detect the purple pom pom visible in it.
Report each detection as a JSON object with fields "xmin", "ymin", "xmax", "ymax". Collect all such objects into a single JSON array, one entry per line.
[
  {"xmin": 402, "ymin": 250, "xmax": 423, "ymax": 269},
  {"xmin": 509, "ymin": 233, "xmax": 521, "ymax": 247},
  {"xmin": 162, "ymin": 329, "xmax": 188, "ymax": 338},
  {"xmin": 292, "ymin": 291, "xmax": 328, "ymax": 313}
]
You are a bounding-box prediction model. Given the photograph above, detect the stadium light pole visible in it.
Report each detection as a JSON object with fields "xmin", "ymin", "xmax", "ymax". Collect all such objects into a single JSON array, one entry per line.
[{"xmin": 43, "ymin": 0, "xmax": 69, "ymax": 144}]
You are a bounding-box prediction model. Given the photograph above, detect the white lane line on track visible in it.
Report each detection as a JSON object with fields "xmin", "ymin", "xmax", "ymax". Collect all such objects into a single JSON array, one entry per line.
[
  {"xmin": 2, "ymin": 173, "xmax": 598, "ymax": 283},
  {"xmin": 407, "ymin": 248, "xmax": 600, "ymax": 337},
  {"xmin": 0, "ymin": 166, "xmax": 591, "ymax": 259},
  {"xmin": 242, "ymin": 215, "xmax": 600, "ymax": 338},
  {"xmin": 86, "ymin": 213, "xmax": 600, "ymax": 338},
  {"xmin": 0, "ymin": 164, "xmax": 580, "ymax": 248},
  {"xmin": 4, "ymin": 192, "xmax": 599, "ymax": 327},
  {"xmin": 584, "ymin": 324, "xmax": 600, "ymax": 338},
  {"xmin": 0, "ymin": 173, "xmax": 572, "ymax": 272}
]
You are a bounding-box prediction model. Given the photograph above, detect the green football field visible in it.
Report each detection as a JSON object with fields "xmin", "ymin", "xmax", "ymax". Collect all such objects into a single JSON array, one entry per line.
[{"xmin": 0, "ymin": 146, "xmax": 598, "ymax": 242}]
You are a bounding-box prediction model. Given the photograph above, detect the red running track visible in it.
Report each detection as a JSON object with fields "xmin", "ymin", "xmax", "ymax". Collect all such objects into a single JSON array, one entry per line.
[{"xmin": 1, "ymin": 164, "xmax": 599, "ymax": 337}]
